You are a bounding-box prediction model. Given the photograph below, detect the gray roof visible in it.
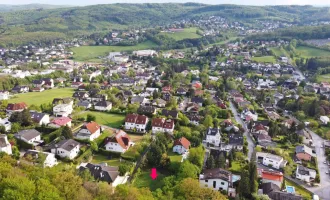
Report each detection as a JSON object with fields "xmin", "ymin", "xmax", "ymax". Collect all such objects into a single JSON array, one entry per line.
[
  {"xmin": 297, "ymin": 165, "xmax": 315, "ymax": 176},
  {"xmin": 228, "ymin": 134, "xmax": 243, "ymax": 145},
  {"xmin": 0, "ymin": 134, "xmax": 8, "ymax": 148},
  {"xmin": 295, "ymin": 145, "xmax": 314, "ymax": 156},
  {"xmin": 95, "ymin": 101, "xmax": 112, "ymax": 107},
  {"xmin": 30, "ymin": 111, "xmax": 48, "ymax": 123},
  {"xmin": 53, "ymin": 139, "xmax": 80, "ymax": 151},
  {"xmin": 16, "ymin": 129, "xmax": 41, "ymax": 141},
  {"xmin": 206, "ymin": 127, "xmax": 220, "ymax": 136}
]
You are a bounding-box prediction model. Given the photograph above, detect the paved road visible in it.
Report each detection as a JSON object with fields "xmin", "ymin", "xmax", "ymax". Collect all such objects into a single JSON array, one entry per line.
[{"xmin": 229, "ymin": 101, "xmax": 254, "ymax": 160}]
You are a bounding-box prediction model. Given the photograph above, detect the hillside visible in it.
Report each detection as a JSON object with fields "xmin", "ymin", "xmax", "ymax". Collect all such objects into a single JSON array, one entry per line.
[{"xmin": 0, "ymin": 4, "xmax": 71, "ymax": 12}]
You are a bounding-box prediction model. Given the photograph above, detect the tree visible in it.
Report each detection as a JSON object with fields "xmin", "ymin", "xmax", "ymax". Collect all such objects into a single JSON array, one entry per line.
[
  {"xmin": 249, "ymin": 160, "xmax": 258, "ymax": 194},
  {"xmin": 203, "ymin": 115, "xmax": 213, "ymax": 128},
  {"xmin": 177, "ymin": 161, "xmax": 199, "ymax": 179},
  {"xmin": 216, "ymin": 153, "xmax": 226, "ymax": 168},
  {"xmin": 111, "ymin": 184, "xmax": 154, "ymax": 200},
  {"xmin": 206, "ymin": 155, "xmax": 215, "ymax": 169},
  {"xmin": 52, "ymin": 171, "xmax": 84, "ymax": 200},
  {"xmin": 239, "ymin": 169, "xmax": 251, "ymax": 199},
  {"xmin": 11, "ymin": 123, "xmax": 20, "ymax": 133},
  {"xmin": 62, "ymin": 126, "xmax": 73, "ymax": 139},
  {"xmin": 21, "ymin": 109, "xmax": 33, "ymax": 126},
  {"xmin": 0, "ymin": 176, "xmax": 35, "ymax": 200},
  {"xmin": 90, "ymin": 141, "xmax": 98, "ymax": 152},
  {"xmin": 146, "ymin": 143, "xmax": 163, "ymax": 167},
  {"xmin": 188, "ymin": 146, "xmax": 205, "ymax": 169},
  {"xmin": 86, "ymin": 114, "xmax": 96, "ymax": 122}
]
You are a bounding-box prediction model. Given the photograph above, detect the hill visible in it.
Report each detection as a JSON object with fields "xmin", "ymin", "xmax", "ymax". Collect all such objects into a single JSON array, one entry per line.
[{"xmin": 0, "ymin": 4, "xmax": 71, "ymax": 12}]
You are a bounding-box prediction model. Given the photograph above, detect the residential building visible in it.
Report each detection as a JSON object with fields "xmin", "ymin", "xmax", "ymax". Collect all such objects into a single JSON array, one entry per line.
[
  {"xmin": 257, "ymin": 152, "xmax": 287, "ymax": 169},
  {"xmin": 30, "ymin": 111, "xmax": 50, "ymax": 125},
  {"xmin": 50, "ymin": 139, "xmax": 80, "ymax": 160},
  {"xmin": 228, "ymin": 134, "xmax": 243, "ymax": 150},
  {"xmin": 161, "ymin": 109, "xmax": 178, "ymax": 118},
  {"xmin": 94, "ymin": 101, "xmax": 112, "ymax": 111},
  {"xmin": 320, "ymin": 116, "xmax": 330, "ymax": 125},
  {"xmin": 6, "ymin": 102, "xmax": 27, "ymax": 114},
  {"xmin": 0, "ymin": 118, "xmax": 11, "ymax": 131},
  {"xmin": 0, "ymin": 91, "xmax": 9, "ymax": 100},
  {"xmin": 124, "ymin": 114, "xmax": 148, "ymax": 133},
  {"xmin": 0, "ymin": 134, "xmax": 12, "ymax": 155},
  {"xmin": 48, "ymin": 117, "xmax": 72, "ymax": 128},
  {"xmin": 296, "ymin": 165, "xmax": 316, "ymax": 183},
  {"xmin": 258, "ymin": 168, "xmax": 284, "ymax": 188},
  {"xmin": 53, "ymin": 104, "xmax": 73, "ymax": 117},
  {"xmin": 173, "ymin": 137, "xmax": 190, "ymax": 154},
  {"xmin": 24, "ymin": 150, "xmax": 58, "ymax": 167},
  {"xmin": 261, "ymin": 182, "xmax": 303, "ymax": 200},
  {"xmin": 188, "ymin": 114, "xmax": 201, "ymax": 125},
  {"xmin": 104, "ymin": 130, "xmax": 134, "ymax": 153},
  {"xmin": 15, "ymin": 129, "xmax": 42, "ymax": 145},
  {"xmin": 295, "ymin": 145, "xmax": 315, "ymax": 161},
  {"xmin": 137, "ymin": 106, "xmax": 156, "ymax": 115},
  {"xmin": 205, "ymin": 127, "xmax": 221, "ymax": 147},
  {"xmin": 199, "ymin": 168, "xmax": 233, "ymax": 192},
  {"xmin": 76, "ymin": 121, "xmax": 101, "ymax": 141}
]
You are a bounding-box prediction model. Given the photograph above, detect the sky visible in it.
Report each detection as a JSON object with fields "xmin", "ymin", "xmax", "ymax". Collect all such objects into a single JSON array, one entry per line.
[{"xmin": 1, "ymin": 0, "xmax": 330, "ymax": 6}]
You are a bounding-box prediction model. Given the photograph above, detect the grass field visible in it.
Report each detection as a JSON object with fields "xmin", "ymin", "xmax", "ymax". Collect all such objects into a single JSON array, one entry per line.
[
  {"xmin": 133, "ymin": 171, "xmax": 166, "ymax": 191},
  {"xmin": 167, "ymin": 151, "xmax": 182, "ymax": 163},
  {"xmin": 159, "ymin": 27, "xmax": 201, "ymax": 41},
  {"xmin": 91, "ymin": 154, "xmax": 122, "ymax": 166},
  {"xmin": 252, "ymin": 56, "xmax": 277, "ymax": 63},
  {"xmin": 9, "ymin": 88, "xmax": 74, "ymax": 106},
  {"xmin": 71, "ymin": 40, "xmax": 158, "ymax": 62},
  {"xmin": 270, "ymin": 47, "xmax": 290, "ymax": 57},
  {"xmin": 295, "ymin": 46, "xmax": 330, "ymax": 58},
  {"xmin": 78, "ymin": 111, "xmax": 125, "ymax": 128},
  {"xmin": 317, "ymin": 73, "xmax": 330, "ymax": 83}
]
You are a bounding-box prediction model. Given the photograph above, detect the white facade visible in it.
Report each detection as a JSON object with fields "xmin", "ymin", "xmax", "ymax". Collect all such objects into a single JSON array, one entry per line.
[
  {"xmin": 27, "ymin": 150, "xmax": 58, "ymax": 167},
  {"xmin": 199, "ymin": 178, "xmax": 229, "ymax": 191},
  {"xmin": 173, "ymin": 145, "xmax": 188, "ymax": 154},
  {"xmin": 77, "ymin": 128, "xmax": 101, "ymax": 141},
  {"xmin": 135, "ymin": 122, "xmax": 148, "ymax": 132},
  {"xmin": 0, "ymin": 91, "xmax": 9, "ymax": 100},
  {"xmin": 152, "ymin": 126, "xmax": 163, "ymax": 134},
  {"xmin": 18, "ymin": 135, "xmax": 42, "ymax": 144},
  {"xmin": 53, "ymin": 104, "xmax": 73, "ymax": 117},
  {"xmin": 105, "ymin": 142, "xmax": 126, "ymax": 153},
  {"xmin": 0, "ymin": 135, "xmax": 12, "ymax": 155},
  {"xmin": 95, "ymin": 104, "xmax": 112, "ymax": 111},
  {"xmin": 262, "ymin": 155, "xmax": 285, "ymax": 169},
  {"xmin": 0, "ymin": 118, "xmax": 11, "ymax": 131},
  {"xmin": 320, "ymin": 116, "xmax": 330, "ymax": 125},
  {"xmin": 125, "ymin": 122, "xmax": 135, "ymax": 130},
  {"xmin": 51, "ymin": 145, "xmax": 80, "ymax": 160}
]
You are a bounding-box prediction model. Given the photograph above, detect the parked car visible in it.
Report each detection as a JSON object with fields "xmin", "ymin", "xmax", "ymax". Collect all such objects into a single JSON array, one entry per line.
[{"xmin": 324, "ymin": 161, "xmax": 327, "ymax": 164}]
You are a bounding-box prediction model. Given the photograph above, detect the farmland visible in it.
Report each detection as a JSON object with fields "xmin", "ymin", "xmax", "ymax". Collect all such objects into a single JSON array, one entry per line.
[
  {"xmin": 8, "ymin": 88, "xmax": 75, "ymax": 106},
  {"xmin": 158, "ymin": 27, "xmax": 202, "ymax": 41}
]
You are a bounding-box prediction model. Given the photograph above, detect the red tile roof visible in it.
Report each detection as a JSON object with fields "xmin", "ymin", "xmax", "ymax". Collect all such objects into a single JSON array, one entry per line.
[
  {"xmin": 174, "ymin": 137, "xmax": 191, "ymax": 149},
  {"xmin": 262, "ymin": 170, "xmax": 283, "ymax": 182},
  {"xmin": 136, "ymin": 115, "xmax": 148, "ymax": 125},
  {"xmin": 106, "ymin": 130, "xmax": 131, "ymax": 149},
  {"xmin": 125, "ymin": 114, "xmax": 138, "ymax": 123},
  {"xmin": 152, "ymin": 118, "xmax": 165, "ymax": 127},
  {"xmin": 163, "ymin": 119, "xmax": 174, "ymax": 129},
  {"xmin": 51, "ymin": 117, "xmax": 72, "ymax": 126},
  {"xmin": 85, "ymin": 121, "xmax": 100, "ymax": 134},
  {"xmin": 6, "ymin": 102, "xmax": 27, "ymax": 111},
  {"xmin": 254, "ymin": 124, "xmax": 266, "ymax": 131}
]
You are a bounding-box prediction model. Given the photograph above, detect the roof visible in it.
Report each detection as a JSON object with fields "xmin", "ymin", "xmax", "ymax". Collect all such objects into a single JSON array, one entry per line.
[
  {"xmin": 84, "ymin": 121, "xmax": 100, "ymax": 134},
  {"xmin": 163, "ymin": 119, "xmax": 174, "ymax": 129},
  {"xmin": 137, "ymin": 106, "xmax": 156, "ymax": 114},
  {"xmin": 200, "ymin": 168, "xmax": 231, "ymax": 182},
  {"xmin": 257, "ymin": 134, "xmax": 272, "ymax": 141},
  {"xmin": 6, "ymin": 102, "xmax": 27, "ymax": 111},
  {"xmin": 173, "ymin": 137, "xmax": 190, "ymax": 149},
  {"xmin": 105, "ymin": 130, "xmax": 131, "ymax": 149},
  {"xmin": 161, "ymin": 109, "xmax": 178, "ymax": 118},
  {"xmin": 136, "ymin": 115, "xmax": 148, "ymax": 125},
  {"xmin": 261, "ymin": 182, "xmax": 280, "ymax": 195},
  {"xmin": 297, "ymin": 165, "xmax": 316, "ymax": 176},
  {"xmin": 228, "ymin": 134, "xmax": 243, "ymax": 145},
  {"xmin": 51, "ymin": 117, "xmax": 72, "ymax": 126},
  {"xmin": 53, "ymin": 139, "xmax": 80, "ymax": 151},
  {"xmin": 206, "ymin": 127, "xmax": 220, "ymax": 136},
  {"xmin": 191, "ymin": 96, "xmax": 204, "ymax": 103},
  {"xmin": 0, "ymin": 134, "xmax": 9, "ymax": 148},
  {"xmin": 152, "ymin": 118, "xmax": 165, "ymax": 127},
  {"xmin": 125, "ymin": 113, "xmax": 138, "ymax": 123},
  {"xmin": 262, "ymin": 170, "xmax": 283, "ymax": 182},
  {"xmin": 79, "ymin": 163, "xmax": 119, "ymax": 183},
  {"xmin": 95, "ymin": 101, "xmax": 112, "ymax": 107},
  {"xmin": 295, "ymin": 145, "xmax": 314, "ymax": 156},
  {"xmin": 16, "ymin": 129, "xmax": 41, "ymax": 141}
]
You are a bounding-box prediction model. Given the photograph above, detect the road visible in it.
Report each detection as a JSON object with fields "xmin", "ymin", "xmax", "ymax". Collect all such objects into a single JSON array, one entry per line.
[{"xmin": 229, "ymin": 101, "xmax": 255, "ymax": 160}]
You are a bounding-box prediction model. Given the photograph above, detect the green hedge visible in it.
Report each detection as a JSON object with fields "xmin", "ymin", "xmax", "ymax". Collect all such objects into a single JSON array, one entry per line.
[{"xmin": 16, "ymin": 139, "xmax": 34, "ymax": 150}]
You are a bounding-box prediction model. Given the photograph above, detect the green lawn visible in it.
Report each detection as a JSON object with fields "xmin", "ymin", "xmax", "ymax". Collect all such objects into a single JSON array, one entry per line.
[
  {"xmin": 317, "ymin": 73, "xmax": 330, "ymax": 83},
  {"xmin": 229, "ymin": 161, "xmax": 243, "ymax": 173},
  {"xmin": 252, "ymin": 56, "xmax": 277, "ymax": 63},
  {"xmin": 270, "ymin": 47, "xmax": 290, "ymax": 57},
  {"xmin": 8, "ymin": 88, "xmax": 74, "ymax": 106},
  {"xmin": 133, "ymin": 171, "xmax": 166, "ymax": 191},
  {"xmin": 127, "ymin": 134, "xmax": 144, "ymax": 143},
  {"xmin": 91, "ymin": 154, "xmax": 126, "ymax": 166},
  {"xmin": 295, "ymin": 46, "xmax": 330, "ymax": 58},
  {"xmin": 285, "ymin": 179, "xmax": 312, "ymax": 199},
  {"xmin": 159, "ymin": 27, "xmax": 201, "ymax": 41},
  {"xmin": 77, "ymin": 111, "xmax": 125, "ymax": 128},
  {"xmin": 71, "ymin": 40, "xmax": 158, "ymax": 62},
  {"xmin": 167, "ymin": 151, "xmax": 182, "ymax": 163}
]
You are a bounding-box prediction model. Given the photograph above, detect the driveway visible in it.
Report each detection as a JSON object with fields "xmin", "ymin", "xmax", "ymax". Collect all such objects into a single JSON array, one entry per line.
[{"xmin": 229, "ymin": 101, "xmax": 254, "ymax": 160}]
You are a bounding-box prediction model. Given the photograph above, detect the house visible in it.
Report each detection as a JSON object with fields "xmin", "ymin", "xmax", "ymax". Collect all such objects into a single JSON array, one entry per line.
[
  {"xmin": 71, "ymin": 82, "xmax": 84, "ymax": 88},
  {"xmin": 173, "ymin": 137, "xmax": 190, "ymax": 154},
  {"xmin": 73, "ymin": 91, "xmax": 89, "ymax": 100},
  {"xmin": 0, "ymin": 91, "xmax": 9, "ymax": 100},
  {"xmin": 161, "ymin": 109, "xmax": 178, "ymax": 118},
  {"xmin": 31, "ymin": 87, "xmax": 45, "ymax": 92},
  {"xmin": 0, "ymin": 134, "xmax": 12, "ymax": 155},
  {"xmin": 49, "ymin": 117, "xmax": 72, "ymax": 128},
  {"xmin": 76, "ymin": 121, "xmax": 101, "ymax": 141},
  {"xmin": 228, "ymin": 134, "xmax": 243, "ymax": 150},
  {"xmin": 77, "ymin": 100, "xmax": 92, "ymax": 109},
  {"xmin": 176, "ymin": 87, "xmax": 187, "ymax": 95},
  {"xmin": 205, "ymin": 127, "xmax": 221, "ymax": 147},
  {"xmin": 152, "ymin": 118, "xmax": 165, "ymax": 134},
  {"xmin": 30, "ymin": 111, "xmax": 50, "ymax": 125},
  {"xmin": 15, "ymin": 129, "xmax": 42, "ymax": 145},
  {"xmin": 52, "ymin": 97, "xmax": 74, "ymax": 105},
  {"xmin": 6, "ymin": 102, "xmax": 27, "ymax": 114},
  {"xmin": 295, "ymin": 145, "xmax": 315, "ymax": 161},
  {"xmin": 131, "ymin": 96, "xmax": 148, "ymax": 104},
  {"xmin": 163, "ymin": 119, "xmax": 175, "ymax": 134},
  {"xmin": 124, "ymin": 114, "xmax": 148, "ymax": 133},
  {"xmin": 104, "ymin": 130, "xmax": 134, "ymax": 153},
  {"xmin": 257, "ymin": 134, "xmax": 272, "ymax": 144},
  {"xmin": 137, "ymin": 106, "xmax": 156, "ymax": 115},
  {"xmin": 296, "ymin": 129, "xmax": 313, "ymax": 146},
  {"xmin": 78, "ymin": 163, "xmax": 125, "ymax": 185},
  {"xmin": 261, "ymin": 182, "xmax": 303, "ymax": 200},
  {"xmin": 94, "ymin": 101, "xmax": 112, "ymax": 111},
  {"xmin": 320, "ymin": 116, "xmax": 330, "ymax": 125},
  {"xmin": 152, "ymin": 98, "xmax": 167, "ymax": 108},
  {"xmin": 296, "ymin": 165, "xmax": 316, "ymax": 183},
  {"xmin": 24, "ymin": 150, "xmax": 58, "ymax": 167},
  {"xmin": 188, "ymin": 114, "xmax": 201, "ymax": 125},
  {"xmin": 53, "ymin": 104, "xmax": 73, "ymax": 117},
  {"xmin": 0, "ymin": 118, "xmax": 11, "ymax": 132},
  {"xmin": 12, "ymin": 85, "xmax": 29, "ymax": 93},
  {"xmin": 199, "ymin": 168, "xmax": 233, "ymax": 191},
  {"xmin": 257, "ymin": 152, "xmax": 287, "ymax": 169},
  {"xmin": 258, "ymin": 168, "xmax": 283, "ymax": 188},
  {"xmin": 50, "ymin": 139, "xmax": 80, "ymax": 159},
  {"xmin": 191, "ymin": 97, "xmax": 204, "ymax": 106}
]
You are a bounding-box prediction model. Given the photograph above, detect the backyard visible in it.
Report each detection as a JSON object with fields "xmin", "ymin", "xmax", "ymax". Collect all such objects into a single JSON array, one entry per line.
[
  {"xmin": 76, "ymin": 111, "xmax": 125, "ymax": 128},
  {"xmin": 8, "ymin": 88, "xmax": 75, "ymax": 106},
  {"xmin": 158, "ymin": 27, "xmax": 202, "ymax": 41},
  {"xmin": 251, "ymin": 56, "xmax": 276, "ymax": 63},
  {"xmin": 132, "ymin": 171, "xmax": 166, "ymax": 191}
]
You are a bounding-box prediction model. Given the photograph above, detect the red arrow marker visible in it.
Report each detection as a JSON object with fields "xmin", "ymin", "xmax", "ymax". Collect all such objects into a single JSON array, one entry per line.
[{"xmin": 150, "ymin": 168, "xmax": 158, "ymax": 180}]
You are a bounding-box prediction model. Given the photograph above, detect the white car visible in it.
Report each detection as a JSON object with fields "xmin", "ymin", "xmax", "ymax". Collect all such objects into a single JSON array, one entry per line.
[
  {"xmin": 324, "ymin": 161, "xmax": 327, "ymax": 164},
  {"xmin": 326, "ymin": 171, "xmax": 329, "ymax": 174}
]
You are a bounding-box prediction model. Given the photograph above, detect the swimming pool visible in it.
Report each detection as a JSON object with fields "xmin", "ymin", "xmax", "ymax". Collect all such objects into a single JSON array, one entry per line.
[{"xmin": 286, "ymin": 186, "xmax": 295, "ymax": 194}]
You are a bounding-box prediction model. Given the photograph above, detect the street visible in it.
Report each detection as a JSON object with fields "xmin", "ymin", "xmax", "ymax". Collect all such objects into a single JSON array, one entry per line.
[{"xmin": 229, "ymin": 101, "xmax": 254, "ymax": 160}]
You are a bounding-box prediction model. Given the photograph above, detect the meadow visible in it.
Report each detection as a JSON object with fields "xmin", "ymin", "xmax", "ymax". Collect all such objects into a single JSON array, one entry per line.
[
  {"xmin": 158, "ymin": 27, "xmax": 202, "ymax": 41},
  {"xmin": 71, "ymin": 40, "xmax": 158, "ymax": 62},
  {"xmin": 77, "ymin": 111, "xmax": 125, "ymax": 128},
  {"xmin": 8, "ymin": 88, "xmax": 75, "ymax": 106},
  {"xmin": 251, "ymin": 56, "xmax": 276, "ymax": 63},
  {"xmin": 295, "ymin": 46, "xmax": 330, "ymax": 58}
]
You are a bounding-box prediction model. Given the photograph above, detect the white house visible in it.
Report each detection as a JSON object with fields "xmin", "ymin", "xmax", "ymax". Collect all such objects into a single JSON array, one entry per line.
[
  {"xmin": 124, "ymin": 114, "xmax": 148, "ymax": 133},
  {"xmin": 94, "ymin": 101, "xmax": 112, "ymax": 111},
  {"xmin": 320, "ymin": 116, "xmax": 330, "ymax": 125},
  {"xmin": 0, "ymin": 91, "xmax": 9, "ymax": 100},
  {"xmin": 15, "ymin": 129, "xmax": 42, "ymax": 145},
  {"xmin": 0, "ymin": 118, "xmax": 11, "ymax": 132},
  {"xmin": 24, "ymin": 150, "xmax": 58, "ymax": 167},
  {"xmin": 257, "ymin": 152, "xmax": 287, "ymax": 169},
  {"xmin": 51, "ymin": 139, "xmax": 80, "ymax": 160},
  {"xmin": 104, "ymin": 130, "xmax": 134, "ymax": 153},
  {"xmin": 173, "ymin": 137, "xmax": 190, "ymax": 154},
  {"xmin": 296, "ymin": 165, "xmax": 316, "ymax": 183},
  {"xmin": 76, "ymin": 121, "xmax": 101, "ymax": 141},
  {"xmin": 0, "ymin": 134, "xmax": 12, "ymax": 155},
  {"xmin": 199, "ymin": 168, "xmax": 233, "ymax": 192},
  {"xmin": 30, "ymin": 112, "xmax": 50, "ymax": 125},
  {"xmin": 204, "ymin": 127, "xmax": 221, "ymax": 147},
  {"xmin": 53, "ymin": 104, "xmax": 73, "ymax": 117}
]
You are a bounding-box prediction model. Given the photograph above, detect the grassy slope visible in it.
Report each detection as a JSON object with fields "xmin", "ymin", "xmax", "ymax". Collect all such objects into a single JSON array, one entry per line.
[
  {"xmin": 285, "ymin": 179, "xmax": 312, "ymax": 199},
  {"xmin": 251, "ymin": 56, "xmax": 276, "ymax": 63},
  {"xmin": 295, "ymin": 46, "xmax": 330, "ymax": 58},
  {"xmin": 78, "ymin": 111, "xmax": 125, "ymax": 128},
  {"xmin": 71, "ymin": 41, "xmax": 158, "ymax": 61},
  {"xmin": 8, "ymin": 88, "xmax": 74, "ymax": 106},
  {"xmin": 158, "ymin": 27, "xmax": 201, "ymax": 41}
]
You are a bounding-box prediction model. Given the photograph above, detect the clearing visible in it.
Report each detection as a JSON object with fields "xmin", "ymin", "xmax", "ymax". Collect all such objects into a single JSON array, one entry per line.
[
  {"xmin": 158, "ymin": 27, "xmax": 202, "ymax": 41},
  {"xmin": 71, "ymin": 40, "xmax": 158, "ymax": 62},
  {"xmin": 251, "ymin": 56, "xmax": 276, "ymax": 63},
  {"xmin": 77, "ymin": 111, "xmax": 125, "ymax": 128},
  {"xmin": 8, "ymin": 88, "xmax": 74, "ymax": 106}
]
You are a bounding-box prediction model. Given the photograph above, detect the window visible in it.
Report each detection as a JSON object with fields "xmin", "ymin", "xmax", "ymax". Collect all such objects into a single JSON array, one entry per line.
[
  {"xmin": 213, "ymin": 181, "xmax": 216, "ymax": 188},
  {"xmin": 205, "ymin": 180, "xmax": 208, "ymax": 182}
]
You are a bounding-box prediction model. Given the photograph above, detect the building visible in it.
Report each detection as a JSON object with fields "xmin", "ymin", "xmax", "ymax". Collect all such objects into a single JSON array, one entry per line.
[
  {"xmin": 124, "ymin": 114, "xmax": 148, "ymax": 133},
  {"xmin": 161, "ymin": 109, "xmax": 178, "ymax": 118},
  {"xmin": 15, "ymin": 129, "xmax": 42, "ymax": 145},
  {"xmin": 199, "ymin": 168, "xmax": 233, "ymax": 192},
  {"xmin": 6, "ymin": 102, "xmax": 27, "ymax": 114},
  {"xmin": 205, "ymin": 127, "xmax": 221, "ymax": 147},
  {"xmin": 151, "ymin": 118, "xmax": 175, "ymax": 134},
  {"xmin": 257, "ymin": 152, "xmax": 287, "ymax": 169},
  {"xmin": 0, "ymin": 118, "xmax": 11, "ymax": 132},
  {"xmin": 0, "ymin": 134, "xmax": 12, "ymax": 155},
  {"xmin": 94, "ymin": 101, "xmax": 112, "ymax": 111},
  {"xmin": 296, "ymin": 165, "xmax": 316, "ymax": 183},
  {"xmin": 24, "ymin": 150, "xmax": 58, "ymax": 167},
  {"xmin": 228, "ymin": 134, "xmax": 243, "ymax": 150},
  {"xmin": 320, "ymin": 116, "xmax": 330, "ymax": 125},
  {"xmin": 104, "ymin": 130, "xmax": 134, "ymax": 153},
  {"xmin": 53, "ymin": 104, "xmax": 73, "ymax": 117},
  {"xmin": 295, "ymin": 145, "xmax": 315, "ymax": 161},
  {"xmin": 0, "ymin": 91, "xmax": 9, "ymax": 100},
  {"xmin": 261, "ymin": 182, "xmax": 303, "ymax": 200},
  {"xmin": 48, "ymin": 117, "xmax": 72, "ymax": 128},
  {"xmin": 76, "ymin": 121, "xmax": 101, "ymax": 141},
  {"xmin": 173, "ymin": 137, "xmax": 190, "ymax": 154},
  {"xmin": 50, "ymin": 139, "xmax": 80, "ymax": 160},
  {"xmin": 30, "ymin": 111, "xmax": 50, "ymax": 125},
  {"xmin": 258, "ymin": 168, "xmax": 283, "ymax": 188}
]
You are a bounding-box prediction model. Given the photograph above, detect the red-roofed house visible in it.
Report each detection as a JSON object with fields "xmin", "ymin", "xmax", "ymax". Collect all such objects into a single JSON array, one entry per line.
[
  {"xmin": 163, "ymin": 119, "xmax": 175, "ymax": 134},
  {"xmin": 124, "ymin": 114, "xmax": 148, "ymax": 133},
  {"xmin": 6, "ymin": 102, "xmax": 28, "ymax": 114},
  {"xmin": 152, "ymin": 118, "xmax": 165, "ymax": 133},
  {"xmin": 173, "ymin": 137, "xmax": 190, "ymax": 154},
  {"xmin": 76, "ymin": 121, "xmax": 101, "ymax": 141},
  {"xmin": 104, "ymin": 130, "xmax": 134, "ymax": 153},
  {"xmin": 162, "ymin": 86, "xmax": 172, "ymax": 92},
  {"xmin": 257, "ymin": 168, "xmax": 283, "ymax": 188},
  {"xmin": 49, "ymin": 117, "xmax": 72, "ymax": 128}
]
